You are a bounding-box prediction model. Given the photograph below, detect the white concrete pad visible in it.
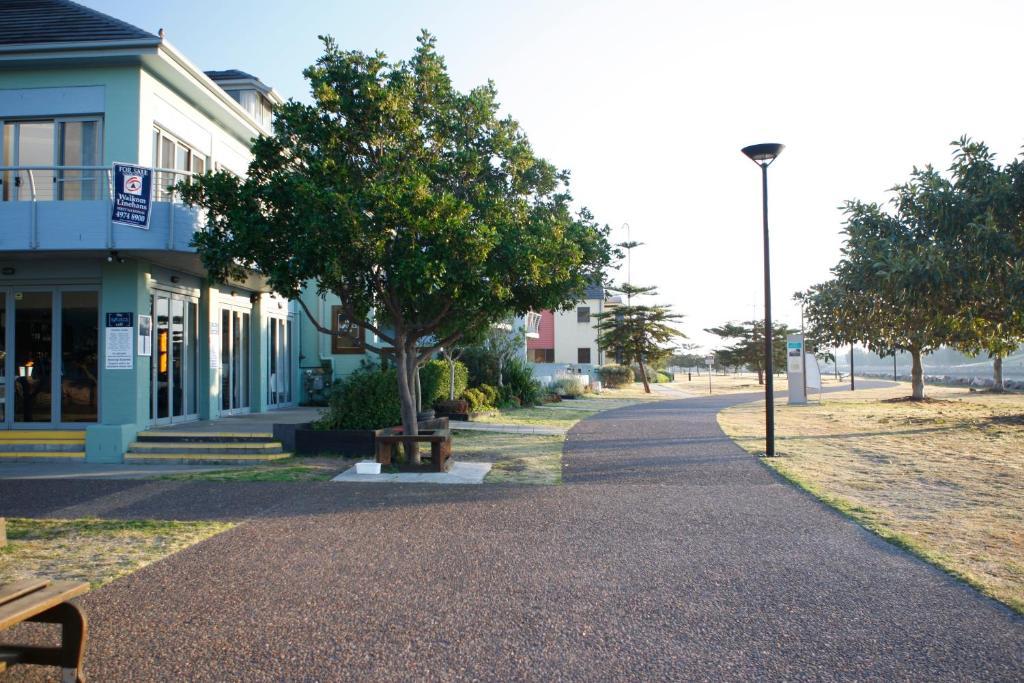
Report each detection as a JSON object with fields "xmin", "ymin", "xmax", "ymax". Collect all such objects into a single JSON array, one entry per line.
[{"xmin": 331, "ymin": 461, "xmax": 492, "ymax": 484}]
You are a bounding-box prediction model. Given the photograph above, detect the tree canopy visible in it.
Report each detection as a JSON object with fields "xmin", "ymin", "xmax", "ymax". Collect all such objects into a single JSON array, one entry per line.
[
  {"xmin": 799, "ymin": 137, "xmax": 1024, "ymax": 399},
  {"xmin": 180, "ymin": 31, "xmax": 615, "ymax": 458}
]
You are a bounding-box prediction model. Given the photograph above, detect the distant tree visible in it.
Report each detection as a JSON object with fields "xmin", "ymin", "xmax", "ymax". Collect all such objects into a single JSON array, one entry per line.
[
  {"xmin": 704, "ymin": 320, "xmax": 793, "ymax": 384},
  {"xmin": 179, "ymin": 32, "xmax": 613, "ymax": 462},
  {"xmin": 594, "ymin": 283, "xmax": 685, "ymax": 393}
]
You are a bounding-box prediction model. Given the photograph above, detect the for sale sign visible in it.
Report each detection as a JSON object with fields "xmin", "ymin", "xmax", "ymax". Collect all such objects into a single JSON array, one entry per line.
[{"xmin": 111, "ymin": 163, "xmax": 153, "ymax": 229}]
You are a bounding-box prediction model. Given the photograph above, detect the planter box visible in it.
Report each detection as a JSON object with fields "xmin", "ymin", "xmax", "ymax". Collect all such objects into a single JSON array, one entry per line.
[{"xmin": 295, "ymin": 417, "xmax": 450, "ymax": 457}]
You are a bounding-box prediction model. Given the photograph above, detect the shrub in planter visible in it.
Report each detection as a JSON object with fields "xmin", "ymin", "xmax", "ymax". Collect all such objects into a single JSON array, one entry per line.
[
  {"xmin": 549, "ymin": 377, "xmax": 585, "ymax": 398},
  {"xmin": 461, "ymin": 387, "xmax": 488, "ymax": 413},
  {"xmin": 598, "ymin": 364, "xmax": 634, "ymax": 388},
  {"xmin": 477, "ymin": 383, "xmax": 500, "ymax": 407},
  {"xmin": 422, "ymin": 359, "xmax": 468, "ymax": 406},
  {"xmin": 317, "ymin": 365, "xmax": 401, "ymax": 430}
]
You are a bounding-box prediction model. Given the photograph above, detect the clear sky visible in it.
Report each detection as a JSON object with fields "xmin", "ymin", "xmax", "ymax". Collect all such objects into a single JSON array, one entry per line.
[{"xmin": 86, "ymin": 0, "xmax": 1024, "ymax": 351}]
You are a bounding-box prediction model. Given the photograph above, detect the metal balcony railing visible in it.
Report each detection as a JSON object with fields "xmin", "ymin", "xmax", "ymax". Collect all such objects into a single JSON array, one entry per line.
[
  {"xmin": 0, "ymin": 165, "xmax": 195, "ymax": 203},
  {"xmin": 524, "ymin": 311, "xmax": 542, "ymax": 338},
  {"xmin": 0, "ymin": 165, "xmax": 202, "ymax": 250}
]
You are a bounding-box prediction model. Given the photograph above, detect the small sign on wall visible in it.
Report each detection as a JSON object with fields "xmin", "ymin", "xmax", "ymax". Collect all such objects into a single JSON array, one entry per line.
[
  {"xmin": 137, "ymin": 314, "xmax": 153, "ymax": 357},
  {"xmin": 105, "ymin": 312, "xmax": 134, "ymax": 370}
]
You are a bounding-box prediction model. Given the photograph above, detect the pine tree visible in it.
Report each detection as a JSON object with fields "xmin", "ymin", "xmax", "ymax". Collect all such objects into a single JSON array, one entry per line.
[{"xmin": 593, "ymin": 283, "xmax": 686, "ymax": 393}]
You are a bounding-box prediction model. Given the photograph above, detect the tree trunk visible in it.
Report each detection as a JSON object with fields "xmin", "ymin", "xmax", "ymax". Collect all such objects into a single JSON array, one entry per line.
[
  {"xmin": 448, "ymin": 358, "xmax": 457, "ymax": 400},
  {"xmin": 910, "ymin": 348, "xmax": 924, "ymax": 400},
  {"xmin": 993, "ymin": 354, "xmax": 1004, "ymax": 392},
  {"xmin": 756, "ymin": 367, "xmax": 764, "ymax": 385},
  {"xmin": 637, "ymin": 355, "xmax": 651, "ymax": 393},
  {"xmin": 394, "ymin": 340, "xmax": 420, "ymax": 464},
  {"xmin": 497, "ymin": 357, "xmax": 504, "ymax": 387}
]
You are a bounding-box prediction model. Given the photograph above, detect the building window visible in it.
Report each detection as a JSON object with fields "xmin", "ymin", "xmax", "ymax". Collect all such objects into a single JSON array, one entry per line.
[
  {"xmin": 331, "ymin": 305, "xmax": 365, "ymax": 354},
  {"xmin": 578, "ymin": 347, "xmax": 591, "ymax": 364},
  {"xmin": 532, "ymin": 348, "xmax": 554, "ymax": 363},
  {"xmin": 577, "ymin": 306, "xmax": 590, "ymax": 323},
  {"xmin": 152, "ymin": 128, "xmax": 208, "ymax": 200}
]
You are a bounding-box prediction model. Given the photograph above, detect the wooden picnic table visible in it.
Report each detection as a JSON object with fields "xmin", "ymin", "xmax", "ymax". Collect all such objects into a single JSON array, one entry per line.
[{"xmin": 0, "ymin": 578, "xmax": 89, "ymax": 682}]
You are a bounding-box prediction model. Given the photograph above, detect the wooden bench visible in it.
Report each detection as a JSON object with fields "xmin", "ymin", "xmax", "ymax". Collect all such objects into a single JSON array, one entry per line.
[
  {"xmin": 376, "ymin": 428, "xmax": 453, "ymax": 472},
  {"xmin": 0, "ymin": 578, "xmax": 89, "ymax": 683}
]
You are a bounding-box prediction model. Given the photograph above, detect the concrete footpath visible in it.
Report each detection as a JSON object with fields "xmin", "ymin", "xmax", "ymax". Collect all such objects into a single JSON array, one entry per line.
[{"xmin": 0, "ymin": 388, "xmax": 1021, "ymax": 681}]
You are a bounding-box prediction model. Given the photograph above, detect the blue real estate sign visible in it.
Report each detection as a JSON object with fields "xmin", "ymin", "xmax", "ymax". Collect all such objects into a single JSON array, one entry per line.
[{"xmin": 111, "ymin": 163, "xmax": 154, "ymax": 229}]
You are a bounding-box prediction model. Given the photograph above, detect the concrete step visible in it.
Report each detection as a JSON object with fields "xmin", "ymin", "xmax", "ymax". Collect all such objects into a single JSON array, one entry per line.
[
  {"xmin": 0, "ymin": 442, "xmax": 87, "ymax": 452},
  {"xmin": 124, "ymin": 453, "xmax": 291, "ymax": 465},
  {"xmin": 127, "ymin": 441, "xmax": 285, "ymax": 455},
  {"xmin": 136, "ymin": 431, "xmax": 275, "ymax": 443}
]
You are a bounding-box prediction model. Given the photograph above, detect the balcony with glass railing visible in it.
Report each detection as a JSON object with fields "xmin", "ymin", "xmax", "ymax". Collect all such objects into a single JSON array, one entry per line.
[{"xmin": 0, "ymin": 165, "xmax": 202, "ymax": 252}]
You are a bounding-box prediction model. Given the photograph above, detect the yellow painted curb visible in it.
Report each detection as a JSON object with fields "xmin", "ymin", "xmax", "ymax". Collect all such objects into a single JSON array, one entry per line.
[
  {"xmin": 0, "ymin": 452, "xmax": 85, "ymax": 459},
  {"xmin": 0, "ymin": 431, "xmax": 86, "ymax": 440},
  {"xmin": 125, "ymin": 453, "xmax": 291, "ymax": 462},
  {"xmin": 128, "ymin": 441, "xmax": 282, "ymax": 450},
  {"xmin": 136, "ymin": 431, "xmax": 275, "ymax": 439}
]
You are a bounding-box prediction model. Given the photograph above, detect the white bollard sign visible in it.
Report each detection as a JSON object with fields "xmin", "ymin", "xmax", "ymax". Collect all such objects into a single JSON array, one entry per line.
[{"xmin": 786, "ymin": 334, "xmax": 807, "ymax": 405}]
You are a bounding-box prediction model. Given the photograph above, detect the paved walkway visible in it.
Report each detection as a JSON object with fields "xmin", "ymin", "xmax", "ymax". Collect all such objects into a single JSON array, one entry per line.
[{"xmin": 1, "ymin": 389, "xmax": 1021, "ymax": 680}]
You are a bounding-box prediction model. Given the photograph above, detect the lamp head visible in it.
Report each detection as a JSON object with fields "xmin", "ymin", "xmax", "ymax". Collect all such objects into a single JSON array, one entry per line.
[{"xmin": 741, "ymin": 143, "xmax": 785, "ymax": 166}]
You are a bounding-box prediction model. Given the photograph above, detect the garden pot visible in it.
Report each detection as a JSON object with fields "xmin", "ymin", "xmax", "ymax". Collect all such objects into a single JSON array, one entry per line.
[
  {"xmin": 355, "ymin": 461, "xmax": 381, "ymax": 475},
  {"xmin": 417, "ymin": 409, "xmax": 436, "ymax": 421}
]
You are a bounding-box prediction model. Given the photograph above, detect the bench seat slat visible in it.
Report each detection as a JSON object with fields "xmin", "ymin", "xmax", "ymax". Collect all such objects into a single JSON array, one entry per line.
[
  {"xmin": 0, "ymin": 580, "xmax": 50, "ymax": 608},
  {"xmin": 0, "ymin": 582, "xmax": 88, "ymax": 631}
]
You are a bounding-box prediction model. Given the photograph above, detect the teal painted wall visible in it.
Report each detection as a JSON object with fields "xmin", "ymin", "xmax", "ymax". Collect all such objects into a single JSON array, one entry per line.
[{"xmin": 0, "ymin": 66, "xmax": 142, "ymax": 165}]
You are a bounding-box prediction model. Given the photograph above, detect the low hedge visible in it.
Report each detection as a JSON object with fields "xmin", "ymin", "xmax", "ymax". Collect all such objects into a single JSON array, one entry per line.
[
  {"xmin": 317, "ymin": 365, "xmax": 401, "ymax": 430},
  {"xmin": 598, "ymin": 365, "xmax": 634, "ymax": 388}
]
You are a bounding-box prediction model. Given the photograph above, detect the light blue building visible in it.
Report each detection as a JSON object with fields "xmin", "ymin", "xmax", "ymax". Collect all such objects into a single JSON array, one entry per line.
[{"xmin": 0, "ymin": 0, "xmax": 372, "ymax": 461}]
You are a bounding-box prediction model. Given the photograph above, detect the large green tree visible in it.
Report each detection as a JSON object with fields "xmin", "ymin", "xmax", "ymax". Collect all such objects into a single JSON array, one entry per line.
[
  {"xmin": 180, "ymin": 32, "xmax": 613, "ymax": 460},
  {"xmin": 593, "ymin": 283, "xmax": 685, "ymax": 393},
  {"xmin": 947, "ymin": 138, "xmax": 1024, "ymax": 390}
]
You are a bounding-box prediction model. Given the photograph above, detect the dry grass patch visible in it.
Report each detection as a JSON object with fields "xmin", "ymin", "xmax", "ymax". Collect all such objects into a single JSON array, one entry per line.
[
  {"xmin": 0, "ymin": 518, "xmax": 235, "ymax": 588},
  {"xmin": 718, "ymin": 383, "xmax": 1024, "ymax": 613},
  {"xmin": 454, "ymin": 431, "xmax": 564, "ymax": 485},
  {"xmin": 157, "ymin": 457, "xmax": 345, "ymax": 482}
]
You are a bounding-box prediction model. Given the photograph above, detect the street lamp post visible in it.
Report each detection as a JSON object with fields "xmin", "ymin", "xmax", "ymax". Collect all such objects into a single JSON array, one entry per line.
[{"xmin": 741, "ymin": 142, "xmax": 784, "ymax": 457}]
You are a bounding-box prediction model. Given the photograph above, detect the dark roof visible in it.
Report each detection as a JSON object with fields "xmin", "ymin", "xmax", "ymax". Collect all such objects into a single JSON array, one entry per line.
[
  {"xmin": 204, "ymin": 69, "xmax": 258, "ymax": 82},
  {"xmin": 584, "ymin": 282, "xmax": 605, "ymax": 299},
  {"xmin": 0, "ymin": 0, "xmax": 157, "ymax": 46}
]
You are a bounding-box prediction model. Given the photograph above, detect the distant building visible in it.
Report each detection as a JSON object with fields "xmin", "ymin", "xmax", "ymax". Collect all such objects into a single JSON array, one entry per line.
[{"xmin": 526, "ymin": 283, "xmax": 619, "ymax": 376}]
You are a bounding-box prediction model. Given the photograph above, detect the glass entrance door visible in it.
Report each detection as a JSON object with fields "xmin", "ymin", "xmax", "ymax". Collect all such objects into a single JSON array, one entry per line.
[
  {"xmin": 151, "ymin": 293, "xmax": 198, "ymax": 425},
  {"xmin": 14, "ymin": 292, "xmax": 53, "ymax": 423},
  {"xmin": 267, "ymin": 317, "xmax": 293, "ymax": 408},
  {"xmin": 220, "ymin": 307, "xmax": 251, "ymax": 415}
]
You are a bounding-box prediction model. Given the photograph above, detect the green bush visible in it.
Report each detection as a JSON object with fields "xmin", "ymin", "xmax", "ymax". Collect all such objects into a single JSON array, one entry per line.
[
  {"xmin": 656, "ymin": 371, "xmax": 673, "ymax": 383},
  {"xmin": 317, "ymin": 365, "xmax": 401, "ymax": 430},
  {"xmin": 477, "ymin": 383, "xmax": 500, "ymax": 407},
  {"xmin": 598, "ymin": 364, "xmax": 634, "ymax": 388},
  {"xmin": 549, "ymin": 377, "xmax": 585, "ymax": 398},
  {"xmin": 421, "ymin": 359, "xmax": 468, "ymax": 407},
  {"xmin": 460, "ymin": 387, "xmax": 488, "ymax": 413},
  {"xmin": 502, "ymin": 357, "xmax": 543, "ymax": 406}
]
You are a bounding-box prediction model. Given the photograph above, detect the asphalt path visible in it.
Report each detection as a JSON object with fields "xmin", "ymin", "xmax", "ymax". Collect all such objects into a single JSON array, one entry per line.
[{"xmin": 2, "ymin": 387, "xmax": 1022, "ymax": 681}]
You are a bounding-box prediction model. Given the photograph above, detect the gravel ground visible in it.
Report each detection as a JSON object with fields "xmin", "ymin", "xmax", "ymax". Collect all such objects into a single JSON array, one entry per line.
[{"xmin": 2, "ymin": 387, "xmax": 1022, "ymax": 681}]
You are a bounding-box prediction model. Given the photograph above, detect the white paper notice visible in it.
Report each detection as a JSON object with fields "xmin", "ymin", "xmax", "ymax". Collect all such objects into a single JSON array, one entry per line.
[
  {"xmin": 106, "ymin": 327, "xmax": 133, "ymax": 369},
  {"xmin": 210, "ymin": 321, "xmax": 221, "ymax": 369},
  {"xmin": 137, "ymin": 314, "xmax": 153, "ymax": 357}
]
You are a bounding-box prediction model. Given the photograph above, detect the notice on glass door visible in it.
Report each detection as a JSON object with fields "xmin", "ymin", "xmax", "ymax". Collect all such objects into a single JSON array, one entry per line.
[
  {"xmin": 210, "ymin": 321, "xmax": 221, "ymax": 370},
  {"xmin": 137, "ymin": 314, "xmax": 153, "ymax": 357},
  {"xmin": 105, "ymin": 312, "xmax": 134, "ymax": 370}
]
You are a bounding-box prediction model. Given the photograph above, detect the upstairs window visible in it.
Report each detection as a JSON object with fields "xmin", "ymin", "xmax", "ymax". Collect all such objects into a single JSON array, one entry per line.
[
  {"xmin": 578, "ymin": 347, "xmax": 591, "ymax": 364},
  {"xmin": 577, "ymin": 306, "xmax": 591, "ymax": 323},
  {"xmin": 152, "ymin": 128, "xmax": 207, "ymax": 201},
  {"xmin": 1, "ymin": 117, "xmax": 102, "ymax": 201}
]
